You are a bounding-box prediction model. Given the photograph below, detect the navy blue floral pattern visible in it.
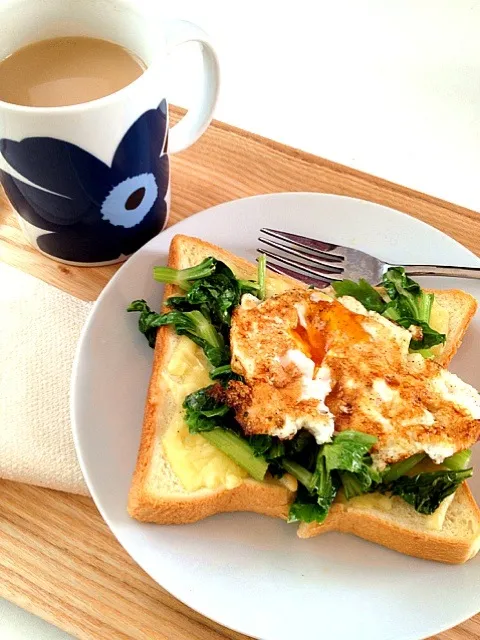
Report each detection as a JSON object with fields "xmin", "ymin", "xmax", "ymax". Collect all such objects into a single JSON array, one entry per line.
[{"xmin": 0, "ymin": 100, "xmax": 169, "ymax": 262}]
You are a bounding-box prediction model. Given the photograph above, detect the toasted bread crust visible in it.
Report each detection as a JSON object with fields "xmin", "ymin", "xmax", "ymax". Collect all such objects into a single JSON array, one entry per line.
[
  {"xmin": 128, "ymin": 234, "xmax": 479, "ymax": 563},
  {"xmin": 129, "ymin": 475, "xmax": 292, "ymax": 524},
  {"xmin": 430, "ymin": 289, "xmax": 477, "ymax": 367},
  {"xmin": 297, "ymin": 484, "xmax": 480, "ymax": 564}
]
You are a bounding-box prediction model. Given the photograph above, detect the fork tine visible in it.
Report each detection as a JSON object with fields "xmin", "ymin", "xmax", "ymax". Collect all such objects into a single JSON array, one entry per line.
[
  {"xmin": 261, "ymin": 260, "xmax": 332, "ymax": 288},
  {"xmin": 260, "ymin": 228, "xmax": 344, "ymax": 259},
  {"xmin": 258, "ymin": 249, "xmax": 343, "ymax": 282},
  {"xmin": 259, "ymin": 236, "xmax": 343, "ymax": 266}
]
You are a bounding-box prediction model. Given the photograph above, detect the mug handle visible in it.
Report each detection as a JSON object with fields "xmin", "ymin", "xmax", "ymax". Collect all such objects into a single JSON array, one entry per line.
[{"xmin": 165, "ymin": 20, "xmax": 220, "ymax": 154}]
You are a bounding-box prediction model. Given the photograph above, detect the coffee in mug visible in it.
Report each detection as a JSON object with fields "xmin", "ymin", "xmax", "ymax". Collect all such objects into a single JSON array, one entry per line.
[{"xmin": 0, "ymin": 36, "xmax": 146, "ymax": 107}]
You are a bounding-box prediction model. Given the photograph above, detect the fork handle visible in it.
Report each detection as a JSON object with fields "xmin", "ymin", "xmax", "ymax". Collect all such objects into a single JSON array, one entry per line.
[{"xmin": 401, "ymin": 264, "xmax": 480, "ymax": 279}]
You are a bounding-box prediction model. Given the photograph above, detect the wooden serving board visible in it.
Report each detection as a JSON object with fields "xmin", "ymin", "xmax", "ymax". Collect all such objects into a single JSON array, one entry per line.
[{"xmin": 0, "ymin": 106, "xmax": 479, "ymax": 640}]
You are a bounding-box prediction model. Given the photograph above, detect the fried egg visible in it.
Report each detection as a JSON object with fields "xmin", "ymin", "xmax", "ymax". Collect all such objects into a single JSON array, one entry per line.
[{"xmin": 227, "ymin": 289, "xmax": 480, "ymax": 467}]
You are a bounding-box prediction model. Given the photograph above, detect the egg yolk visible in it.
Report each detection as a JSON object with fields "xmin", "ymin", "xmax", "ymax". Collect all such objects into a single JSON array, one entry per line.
[{"xmin": 291, "ymin": 300, "xmax": 369, "ymax": 367}]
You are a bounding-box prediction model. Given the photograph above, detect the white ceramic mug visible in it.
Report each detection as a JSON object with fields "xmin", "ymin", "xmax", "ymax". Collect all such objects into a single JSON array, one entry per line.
[{"xmin": 0, "ymin": 0, "xmax": 220, "ymax": 265}]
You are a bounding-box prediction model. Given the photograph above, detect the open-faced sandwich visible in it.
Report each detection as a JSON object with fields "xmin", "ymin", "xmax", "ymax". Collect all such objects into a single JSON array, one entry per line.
[{"xmin": 127, "ymin": 234, "xmax": 480, "ymax": 563}]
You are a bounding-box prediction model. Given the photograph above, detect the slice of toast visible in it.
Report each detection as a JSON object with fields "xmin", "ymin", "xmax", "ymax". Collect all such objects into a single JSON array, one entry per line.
[
  {"xmin": 297, "ymin": 484, "xmax": 480, "ymax": 564},
  {"xmin": 128, "ymin": 234, "xmax": 480, "ymax": 563}
]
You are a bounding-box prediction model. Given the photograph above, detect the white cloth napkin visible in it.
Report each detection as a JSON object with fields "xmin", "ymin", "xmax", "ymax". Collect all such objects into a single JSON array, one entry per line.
[{"xmin": 0, "ymin": 263, "xmax": 92, "ymax": 495}]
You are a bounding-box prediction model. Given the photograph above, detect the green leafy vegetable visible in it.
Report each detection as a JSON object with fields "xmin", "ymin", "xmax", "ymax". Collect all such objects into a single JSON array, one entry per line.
[
  {"xmin": 149, "ymin": 259, "xmax": 245, "ymax": 358},
  {"xmin": 333, "ymin": 267, "xmax": 446, "ymax": 354},
  {"xmin": 393, "ymin": 318, "xmax": 445, "ymax": 351},
  {"xmin": 265, "ymin": 439, "xmax": 286, "ymax": 460},
  {"xmin": 156, "ymin": 309, "xmax": 229, "ymax": 367},
  {"xmin": 164, "ymin": 296, "xmax": 196, "ymax": 311},
  {"xmin": 237, "ymin": 279, "xmax": 261, "ymax": 295},
  {"xmin": 287, "ymin": 430, "xmax": 378, "ymax": 524},
  {"xmin": 339, "ymin": 471, "xmax": 368, "ymax": 499},
  {"xmin": 282, "ymin": 430, "xmax": 317, "ymax": 472},
  {"xmin": 251, "ymin": 438, "xmax": 286, "ymax": 478},
  {"xmin": 287, "ymin": 430, "xmax": 315, "ymax": 455},
  {"xmin": 162, "ymin": 259, "xmax": 264, "ymax": 331},
  {"xmin": 444, "ymin": 449, "xmax": 472, "ymax": 471},
  {"xmin": 248, "ymin": 434, "xmax": 275, "ymax": 457},
  {"xmin": 379, "ymin": 468, "xmax": 473, "ymax": 515},
  {"xmin": 127, "ymin": 299, "xmax": 229, "ymax": 363},
  {"xmin": 322, "ymin": 430, "xmax": 380, "ymax": 494},
  {"xmin": 126, "ymin": 300, "xmax": 166, "ymax": 348},
  {"xmin": 312, "ymin": 453, "xmax": 338, "ymax": 519},
  {"xmin": 287, "ymin": 450, "xmax": 341, "ymax": 524},
  {"xmin": 332, "ymin": 279, "xmax": 386, "ymax": 313},
  {"xmin": 323, "ymin": 430, "xmax": 378, "ymax": 473},
  {"xmin": 382, "ymin": 452, "xmax": 426, "ymax": 484},
  {"xmin": 282, "ymin": 459, "xmax": 316, "ymax": 493},
  {"xmin": 209, "ymin": 364, "xmax": 235, "ymax": 380},
  {"xmin": 382, "ymin": 267, "xmax": 424, "ymax": 315},
  {"xmin": 202, "ymin": 428, "xmax": 268, "ymax": 482},
  {"xmin": 381, "ymin": 267, "xmax": 445, "ymax": 351},
  {"xmin": 287, "ymin": 486, "xmax": 331, "ymax": 524},
  {"xmin": 153, "ymin": 257, "xmax": 216, "ymax": 289},
  {"xmin": 181, "ymin": 261, "xmax": 242, "ymax": 327},
  {"xmin": 131, "ymin": 256, "xmax": 270, "ymax": 373},
  {"xmin": 257, "ymin": 253, "xmax": 267, "ymax": 301},
  {"xmin": 170, "ymin": 309, "xmax": 223, "ymax": 348},
  {"xmin": 183, "ymin": 386, "xmax": 230, "ymax": 433}
]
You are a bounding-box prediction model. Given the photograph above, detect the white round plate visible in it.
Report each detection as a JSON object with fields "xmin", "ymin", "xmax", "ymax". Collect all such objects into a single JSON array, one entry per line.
[{"xmin": 72, "ymin": 193, "xmax": 480, "ymax": 640}]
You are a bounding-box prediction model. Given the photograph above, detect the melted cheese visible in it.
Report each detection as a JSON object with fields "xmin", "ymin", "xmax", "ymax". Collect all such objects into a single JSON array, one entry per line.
[
  {"xmin": 162, "ymin": 336, "xmax": 248, "ymax": 491},
  {"xmin": 340, "ymin": 492, "xmax": 394, "ymax": 512},
  {"xmin": 429, "ymin": 299, "xmax": 449, "ymax": 356},
  {"xmin": 340, "ymin": 491, "xmax": 454, "ymax": 530}
]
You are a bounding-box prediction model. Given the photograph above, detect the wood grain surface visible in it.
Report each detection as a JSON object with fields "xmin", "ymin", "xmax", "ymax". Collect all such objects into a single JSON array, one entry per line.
[{"xmin": 0, "ymin": 106, "xmax": 479, "ymax": 640}]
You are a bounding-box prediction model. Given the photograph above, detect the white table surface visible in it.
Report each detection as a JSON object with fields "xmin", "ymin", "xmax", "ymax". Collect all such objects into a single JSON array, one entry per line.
[
  {"xmin": 164, "ymin": 0, "xmax": 480, "ymax": 213},
  {"xmin": 3, "ymin": 0, "xmax": 480, "ymax": 638}
]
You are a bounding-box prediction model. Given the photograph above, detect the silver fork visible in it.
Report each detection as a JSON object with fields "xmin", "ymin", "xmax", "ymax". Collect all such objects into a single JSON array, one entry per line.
[{"xmin": 258, "ymin": 228, "xmax": 480, "ymax": 287}]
